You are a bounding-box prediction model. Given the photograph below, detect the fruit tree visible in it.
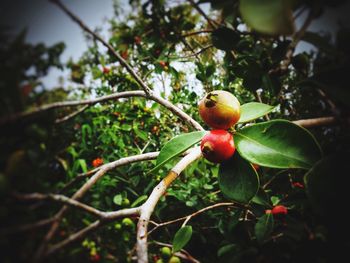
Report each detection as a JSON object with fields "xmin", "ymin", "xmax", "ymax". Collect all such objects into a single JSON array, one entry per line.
[{"xmin": 0, "ymin": 0, "xmax": 350, "ymax": 262}]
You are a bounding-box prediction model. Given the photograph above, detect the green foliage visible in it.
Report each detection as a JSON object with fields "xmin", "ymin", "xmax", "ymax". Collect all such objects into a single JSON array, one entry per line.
[
  {"xmin": 238, "ymin": 102, "xmax": 276, "ymax": 123},
  {"xmin": 235, "ymin": 120, "xmax": 322, "ymax": 169},
  {"xmin": 172, "ymin": 225, "xmax": 193, "ymax": 253},
  {"xmin": 218, "ymin": 154, "xmax": 259, "ymax": 203},
  {"xmin": 1, "ymin": 0, "xmax": 349, "ymax": 262},
  {"xmin": 150, "ymin": 131, "xmax": 207, "ymax": 173}
]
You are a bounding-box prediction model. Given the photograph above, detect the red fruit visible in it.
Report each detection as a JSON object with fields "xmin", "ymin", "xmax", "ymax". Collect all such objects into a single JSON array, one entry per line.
[
  {"xmin": 90, "ymin": 254, "xmax": 100, "ymax": 262},
  {"xmin": 271, "ymin": 205, "xmax": 288, "ymax": 215},
  {"xmin": 265, "ymin": 209, "xmax": 272, "ymax": 214},
  {"xmin": 102, "ymin": 67, "xmax": 110, "ymax": 74},
  {"xmin": 92, "ymin": 158, "xmax": 104, "ymax": 168},
  {"xmin": 198, "ymin": 90, "xmax": 241, "ymax": 129},
  {"xmin": 200, "ymin": 130, "xmax": 235, "ymax": 163},
  {"xmin": 292, "ymin": 182, "xmax": 304, "ymax": 189},
  {"xmin": 120, "ymin": 50, "xmax": 128, "ymax": 60},
  {"xmin": 134, "ymin": 36, "xmax": 142, "ymax": 45}
]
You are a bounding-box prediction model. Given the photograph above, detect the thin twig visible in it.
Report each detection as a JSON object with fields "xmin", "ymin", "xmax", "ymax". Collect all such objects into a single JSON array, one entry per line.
[
  {"xmin": 187, "ymin": 0, "xmax": 218, "ymax": 29},
  {"xmin": 50, "ymin": 0, "xmax": 152, "ymax": 96},
  {"xmin": 148, "ymin": 202, "xmax": 235, "ymax": 235},
  {"xmin": 33, "ymin": 151, "xmax": 159, "ymax": 261},
  {"xmin": 1, "ymin": 90, "xmax": 203, "ymax": 131},
  {"xmin": 182, "ymin": 29, "xmax": 213, "ymax": 37},
  {"xmin": 152, "ymin": 241, "xmax": 200, "ymax": 263},
  {"xmin": 270, "ymin": 9, "xmax": 314, "ymax": 75},
  {"xmin": 175, "ymin": 45, "xmax": 213, "ymax": 60},
  {"xmin": 55, "ymin": 105, "xmax": 90, "ymax": 124},
  {"xmin": 13, "ymin": 192, "xmax": 104, "ymax": 217}
]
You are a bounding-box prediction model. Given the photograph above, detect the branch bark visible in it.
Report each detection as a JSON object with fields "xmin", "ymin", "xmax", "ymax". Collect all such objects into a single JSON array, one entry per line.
[
  {"xmin": 33, "ymin": 151, "xmax": 159, "ymax": 261},
  {"xmin": 292, "ymin": 116, "xmax": 339, "ymax": 128},
  {"xmin": 49, "ymin": 0, "xmax": 152, "ymax": 96},
  {"xmin": 0, "ymin": 90, "xmax": 203, "ymax": 131},
  {"xmin": 136, "ymin": 147, "xmax": 202, "ymax": 263}
]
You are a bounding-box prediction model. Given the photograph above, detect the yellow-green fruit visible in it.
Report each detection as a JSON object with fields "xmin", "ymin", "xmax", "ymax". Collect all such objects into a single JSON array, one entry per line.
[
  {"xmin": 168, "ymin": 256, "xmax": 181, "ymax": 263},
  {"xmin": 122, "ymin": 198, "xmax": 130, "ymax": 207},
  {"xmin": 114, "ymin": 223, "xmax": 122, "ymax": 230},
  {"xmin": 198, "ymin": 90, "xmax": 241, "ymax": 129},
  {"xmin": 122, "ymin": 218, "xmax": 135, "ymax": 229},
  {"xmin": 160, "ymin": 246, "xmax": 172, "ymax": 259},
  {"xmin": 155, "ymin": 259, "xmax": 164, "ymax": 263}
]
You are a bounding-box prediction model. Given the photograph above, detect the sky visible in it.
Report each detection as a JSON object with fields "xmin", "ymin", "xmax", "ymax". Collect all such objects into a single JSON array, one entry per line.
[{"xmin": 0, "ymin": 0, "xmax": 349, "ymax": 88}]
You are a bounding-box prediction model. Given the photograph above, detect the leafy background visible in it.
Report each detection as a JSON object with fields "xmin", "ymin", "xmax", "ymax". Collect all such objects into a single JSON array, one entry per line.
[{"xmin": 0, "ymin": 0, "xmax": 350, "ymax": 262}]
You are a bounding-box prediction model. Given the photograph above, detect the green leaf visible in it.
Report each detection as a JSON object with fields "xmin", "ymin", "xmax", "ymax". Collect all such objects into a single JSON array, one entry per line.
[
  {"xmin": 131, "ymin": 195, "xmax": 148, "ymax": 207},
  {"xmin": 77, "ymin": 159, "xmax": 87, "ymax": 173},
  {"xmin": 219, "ymin": 153, "xmax": 259, "ymax": 203},
  {"xmin": 238, "ymin": 102, "xmax": 275, "ymax": 123},
  {"xmin": 255, "ymin": 213, "xmax": 274, "ymax": 243},
  {"xmin": 239, "ymin": 0, "xmax": 295, "ymax": 35},
  {"xmin": 217, "ymin": 244, "xmax": 239, "ymax": 258},
  {"xmin": 149, "ymin": 131, "xmax": 207, "ymax": 173},
  {"xmin": 235, "ymin": 120, "xmax": 322, "ymax": 169},
  {"xmin": 113, "ymin": 194, "xmax": 122, "ymax": 205},
  {"xmin": 252, "ymin": 188, "xmax": 271, "ymax": 207},
  {"xmin": 211, "ymin": 27, "xmax": 240, "ymax": 51},
  {"xmin": 172, "ymin": 226, "xmax": 192, "ymax": 253}
]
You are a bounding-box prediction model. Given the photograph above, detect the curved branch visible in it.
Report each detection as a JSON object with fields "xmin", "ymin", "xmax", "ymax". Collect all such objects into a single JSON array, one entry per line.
[
  {"xmin": 148, "ymin": 202, "xmax": 235, "ymax": 235},
  {"xmin": 55, "ymin": 105, "xmax": 90, "ymax": 124},
  {"xmin": 34, "ymin": 151, "xmax": 159, "ymax": 261},
  {"xmin": 292, "ymin": 116, "xmax": 339, "ymax": 128},
  {"xmin": 49, "ymin": 0, "xmax": 152, "ymax": 96},
  {"xmin": 44, "ymin": 207, "xmax": 140, "ymax": 257},
  {"xmin": 136, "ymin": 147, "xmax": 202, "ymax": 263},
  {"xmin": 1, "ymin": 90, "xmax": 203, "ymax": 131}
]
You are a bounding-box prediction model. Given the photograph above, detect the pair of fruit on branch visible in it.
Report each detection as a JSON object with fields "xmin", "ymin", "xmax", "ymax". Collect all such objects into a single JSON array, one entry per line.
[{"xmin": 199, "ymin": 90, "xmax": 241, "ymax": 163}]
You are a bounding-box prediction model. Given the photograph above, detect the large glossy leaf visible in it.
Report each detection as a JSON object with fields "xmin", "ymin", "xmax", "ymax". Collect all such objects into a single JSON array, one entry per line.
[
  {"xmin": 239, "ymin": 0, "xmax": 295, "ymax": 36},
  {"xmin": 254, "ymin": 213, "xmax": 274, "ymax": 243},
  {"xmin": 235, "ymin": 120, "xmax": 322, "ymax": 169},
  {"xmin": 211, "ymin": 27, "xmax": 240, "ymax": 51},
  {"xmin": 149, "ymin": 131, "xmax": 207, "ymax": 173},
  {"xmin": 172, "ymin": 226, "xmax": 192, "ymax": 253},
  {"xmin": 238, "ymin": 102, "xmax": 275, "ymax": 123},
  {"xmin": 219, "ymin": 153, "xmax": 259, "ymax": 203}
]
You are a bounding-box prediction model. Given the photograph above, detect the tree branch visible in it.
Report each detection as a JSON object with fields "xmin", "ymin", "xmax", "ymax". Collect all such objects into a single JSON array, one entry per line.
[
  {"xmin": 34, "ymin": 151, "xmax": 159, "ymax": 261},
  {"xmin": 136, "ymin": 147, "xmax": 202, "ymax": 263},
  {"xmin": 292, "ymin": 116, "xmax": 339, "ymax": 128},
  {"xmin": 182, "ymin": 29, "xmax": 213, "ymax": 37},
  {"xmin": 1, "ymin": 90, "xmax": 203, "ymax": 131},
  {"xmin": 44, "ymin": 207, "xmax": 140, "ymax": 257},
  {"xmin": 55, "ymin": 105, "xmax": 90, "ymax": 124},
  {"xmin": 49, "ymin": 0, "xmax": 152, "ymax": 96},
  {"xmin": 148, "ymin": 202, "xmax": 235, "ymax": 235},
  {"xmin": 270, "ymin": 9, "xmax": 314, "ymax": 75},
  {"xmin": 13, "ymin": 192, "xmax": 105, "ymax": 217},
  {"xmin": 187, "ymin": 0, "xmax": 218, "ymax": 29}
]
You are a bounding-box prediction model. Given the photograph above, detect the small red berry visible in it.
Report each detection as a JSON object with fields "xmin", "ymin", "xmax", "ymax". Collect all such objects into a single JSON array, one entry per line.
[
  {"xmin": 292, "ymin": 182, "xmax": 304, "ymax": 189},
  {"xmin": 102, "ymin": 67, "xmax": 110, "ymax": 74},
  {"xmin": 265, "ymin": 209, "xmax": 272, "ymax": 214},
  {"xmin": 92, "ymin": 158, "xmax": 104, "ymax": 168},
  {"xmin": 120, "ymin": 50, "xmax": 128, "ymax": 60},
  {"xmin": 90, "ymin": 254, "xmax": 101, "ymax": 262},
  {"xmin": 271, "ymin": 205, "xmax": 288, "ymax": 216},
  {"xmin": 200, "ymin": 130, "xmax": 235, "ymax": 163},
  {"xmin": 134, "ymin": 36, "xmax": 142, "ymax": 45}
]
